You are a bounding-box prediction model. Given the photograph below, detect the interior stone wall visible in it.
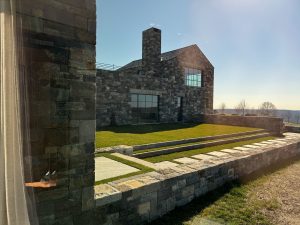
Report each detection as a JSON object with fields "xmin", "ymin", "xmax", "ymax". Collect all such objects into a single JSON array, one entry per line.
[{"xmin": 17, "ymin": 0, "xmax": 97, "ymax": 224}]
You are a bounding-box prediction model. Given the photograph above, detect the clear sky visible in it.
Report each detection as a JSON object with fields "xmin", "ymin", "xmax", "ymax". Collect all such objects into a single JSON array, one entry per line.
[{"xmin": 96, "ymin": 0, "xmax": 300, "ymax": 110}]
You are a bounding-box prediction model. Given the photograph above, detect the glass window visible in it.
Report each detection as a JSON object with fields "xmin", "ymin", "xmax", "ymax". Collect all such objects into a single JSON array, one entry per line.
[
  {"xmin": 185, "ymin": 68, "xmax": 202, "ymax": 87},
  {"xmin": 130, "ymin": 93, "xmax": 159, "ymax": 123},
  {"xmin": 146, "ymin": 95, "xmax": 153, "ymax": 102},
  {"xmin": 131, "ymin": 94, "xmax": 138, "ymax": 102},
  {"xmin": 138, "ymin": 94, "xmax": 146, "ymax": 102}
]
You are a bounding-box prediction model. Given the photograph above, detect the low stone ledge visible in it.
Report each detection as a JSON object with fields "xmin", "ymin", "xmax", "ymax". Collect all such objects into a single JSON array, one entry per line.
[
  {"xmin": 133, "ymin": 129, "xmax": 265, "ymax": 151},
  {"xmin": 95, "ymin": 184, "xmax": 122, "ymax": 207},
  {"xmin": 95, "ymin": 145, "xmax": 133, "ymax": 156},
  {"xmin": 111, "ymin": 153, "xmax": 158, "ymax": 170},
  {"xmin": 134, "ymin": 132, "xmax": 269, "ymax": 159}
]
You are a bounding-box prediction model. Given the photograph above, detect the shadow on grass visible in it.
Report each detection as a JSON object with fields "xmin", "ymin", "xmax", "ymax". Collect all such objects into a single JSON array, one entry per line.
[
  {"xmin": 149, "ymin": 182, "xmax": 241, "ymax": 225},
  {"xmin": 97, "ymin": 123, "xmax": 199, "ymax": 134}
]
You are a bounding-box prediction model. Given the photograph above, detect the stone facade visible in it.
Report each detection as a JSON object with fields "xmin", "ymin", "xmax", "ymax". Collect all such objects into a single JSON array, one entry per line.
[
  {"xmin": 94, "ymin": 133, "xmax": 300, "ymax": 225},
  {"xmin": 17, "ymin": 0, "xmax": 96, "ymax": 224},
  {"xmin": 96, "ymin": 28, "xmax": 214, "ymax": 128}
]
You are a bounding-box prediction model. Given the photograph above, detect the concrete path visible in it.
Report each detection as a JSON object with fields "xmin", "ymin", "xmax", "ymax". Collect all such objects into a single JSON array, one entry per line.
[{"xmin": 95, "ymin": 157, "xmax": 139, "ymax": 181}]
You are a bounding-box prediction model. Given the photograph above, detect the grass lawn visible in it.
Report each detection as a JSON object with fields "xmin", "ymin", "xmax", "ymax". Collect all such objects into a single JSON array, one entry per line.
[
  {"xmin": 94, "ymin": 153, "xmax": 154, "ymax": 185},
  {"xmin": 144, "ymin": 136, "xmax": 275, "ymax": 163},
  {"xmin": 96, "ymin": 123, "xmax": 260, "ymax": 148}
]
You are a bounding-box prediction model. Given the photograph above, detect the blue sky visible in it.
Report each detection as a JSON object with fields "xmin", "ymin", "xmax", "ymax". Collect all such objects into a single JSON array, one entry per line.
[{"xmin": 96, "ymin": 0, "xmax": 300, "ymax": 110}]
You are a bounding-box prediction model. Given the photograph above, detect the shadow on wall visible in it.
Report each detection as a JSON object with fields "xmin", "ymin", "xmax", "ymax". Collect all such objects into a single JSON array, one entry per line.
[
  {"xmin": 97, "ymin": 122, "xmax": 198, "ymax": 134},
  {"xmin": 149, "ymin": 181, "xmax": 240, "ymax": 225}
]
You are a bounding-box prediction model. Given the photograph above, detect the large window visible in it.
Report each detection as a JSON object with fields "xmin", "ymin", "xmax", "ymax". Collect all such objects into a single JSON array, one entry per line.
[
  {"xmin": 130, "ymin": 94, "xmax": 159, "ymax": 123},
  {"xmin": 185, "ymin": 68, "xmax": 202, "ymax": 87}
]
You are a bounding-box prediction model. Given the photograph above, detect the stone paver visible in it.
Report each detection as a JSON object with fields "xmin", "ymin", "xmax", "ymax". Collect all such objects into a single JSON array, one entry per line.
[
  {"xmin": 221, "ymin": 149, "xmax": 244, "ymax": 155},
  {"xmin": 95, "ymin": 157, "xmax": 139, "ymax": 182},
  {"xmin": 192, "ymin": 154, "xmax": 215, "ymax": 160},
  {"xmin": 253, "ymin": 143, "xmax": 268, "ymax": 147},
  {"xmin": 174, "ymin": 157, "xmax": 199, "ymax": 164},
  {"xmin": 244, "ymin": 144, "xmax": 260, "ymax": 148},
  {"xmin": 154, "ymin": 161, "xmax": 179, "ymax": 169},
  {"xmin": 234, "ymin": 147, "xmax": 251, "ymax": 151},
  {"xmin": 206, "ymin": 151, "xmax": 230, "ymax": 157},
  {"xmin": 271, "ymin": 140, "xmax": 288, "ymax": 144}
]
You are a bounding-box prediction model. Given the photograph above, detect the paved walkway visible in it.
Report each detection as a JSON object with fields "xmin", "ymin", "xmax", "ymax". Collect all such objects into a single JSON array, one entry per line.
[{"xmin": 95, "ymin": 157, "xmax": 139, "ymax": 181}]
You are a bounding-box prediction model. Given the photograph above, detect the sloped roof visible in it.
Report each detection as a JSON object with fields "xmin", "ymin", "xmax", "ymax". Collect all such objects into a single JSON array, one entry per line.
[{"xmin": 119, "ymin": 44, "xmax": 199, "ymax": 70}]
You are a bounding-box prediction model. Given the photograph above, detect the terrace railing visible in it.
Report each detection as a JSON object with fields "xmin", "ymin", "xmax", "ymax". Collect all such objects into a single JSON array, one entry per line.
[{"xmin": 96, "ymin": 62, "xmax": 122, "ymax": 71}]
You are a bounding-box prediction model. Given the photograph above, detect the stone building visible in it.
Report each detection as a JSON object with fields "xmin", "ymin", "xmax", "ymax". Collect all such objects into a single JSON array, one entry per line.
[{"xmin": 96, "ymin": 28, "xmax": 214, "ymax": 128}]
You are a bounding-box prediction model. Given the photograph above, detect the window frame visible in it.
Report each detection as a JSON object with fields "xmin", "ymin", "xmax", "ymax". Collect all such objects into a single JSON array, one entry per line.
[{"xmin": 130, "ymin": 93, "xmax": 159, "ymax": 123}]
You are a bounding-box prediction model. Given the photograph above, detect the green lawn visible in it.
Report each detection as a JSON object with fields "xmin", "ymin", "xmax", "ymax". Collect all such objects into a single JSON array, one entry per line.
[
  {"xmin": 96, "ymin": 123, "xmax": 260, "ymax": 148},
  {"xmin": 144, "ymin": 136, "xmax": 275, "ymax": 163}
]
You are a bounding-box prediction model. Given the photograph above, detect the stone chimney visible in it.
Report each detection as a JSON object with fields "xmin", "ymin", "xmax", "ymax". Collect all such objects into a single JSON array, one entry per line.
[{"xmin": 142, "ymin": 27, "xmax": 161, "ymax": 75}]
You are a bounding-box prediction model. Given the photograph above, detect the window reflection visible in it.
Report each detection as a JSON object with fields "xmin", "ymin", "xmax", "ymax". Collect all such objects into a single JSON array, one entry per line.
[
  {"xmin": 185, "ymin": 68, "xmax": 202, "ymax": 87},
  {"xmin": 130, "ymin": 94, "xmax": 159, "ymax": 123}
]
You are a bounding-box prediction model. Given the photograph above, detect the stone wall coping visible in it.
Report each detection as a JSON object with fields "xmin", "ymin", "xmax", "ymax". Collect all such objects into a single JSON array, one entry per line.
[{"xmin": 95, "ymin": 145, "xmax": 133, "ymax": 155}]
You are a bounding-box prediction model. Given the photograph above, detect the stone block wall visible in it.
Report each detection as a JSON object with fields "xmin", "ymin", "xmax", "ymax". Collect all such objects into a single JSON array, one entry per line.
[
  {"xmin": 94, "ymin": 134, "xmax": 300, "ymax": 225},
  {"xmin": 17, "ymin": 0, "xmax": 96, "ymax": 224},
  {"xmin": 198, "ymin": 114, "xmax": 284, "ymax": 136},
  {"xmin": 285, "ymin": 125, "xmax": 300, "ymax": 133}
]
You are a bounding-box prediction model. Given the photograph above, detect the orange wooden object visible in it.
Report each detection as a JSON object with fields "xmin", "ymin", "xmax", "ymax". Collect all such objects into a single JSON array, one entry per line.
[{"xmin": 25, "ymin": 180, "xmax": 57, "ymax": 188}]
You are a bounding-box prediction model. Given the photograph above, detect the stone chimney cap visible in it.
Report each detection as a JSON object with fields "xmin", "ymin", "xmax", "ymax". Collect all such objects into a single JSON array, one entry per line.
[{"xmin": 143, "ymin": 27, "xmax": 161, "ymax": 33}]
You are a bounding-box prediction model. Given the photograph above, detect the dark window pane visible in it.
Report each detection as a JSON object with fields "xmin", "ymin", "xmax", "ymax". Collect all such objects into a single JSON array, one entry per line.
[
  {"xmin": 138, "ymin": 94, "xmax": 145, "ymax": 102},
  {"xmin": 131, "ymin": 94, "xmax": 137, "ymax": 102},
  {"xmin": 146, "ymin": 95, "xmax": 152, "ymax": 102},
  {"xmin": 139, "ymin": 101, "xmax": 146, "ymax": 108},
  {"xmin": 146, "ymin": 102, "xmax": 152, "ymax": 108}
]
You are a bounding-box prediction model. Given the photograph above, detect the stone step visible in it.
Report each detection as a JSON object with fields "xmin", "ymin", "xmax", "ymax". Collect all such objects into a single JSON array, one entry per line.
[
  {"xmin": 134, "ymin": 133, "xmax": 270, "ymax": 159},
  {"xmin": 132, "ymin": 129, "xmax": 266, "ymax": 151}
]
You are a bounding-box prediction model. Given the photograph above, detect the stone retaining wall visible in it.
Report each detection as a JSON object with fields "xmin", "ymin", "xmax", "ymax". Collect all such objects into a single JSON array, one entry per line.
[
  {"xmin": 285, "ymin": 125, "xmax": 300, "ymax": 133},
  {"xmin": 198, "ymin": 114, "xmax": 284, "ymax": 136},
  {"xmin": 94, "ymin": 133, "xmax": 300, "ymax": 225}
]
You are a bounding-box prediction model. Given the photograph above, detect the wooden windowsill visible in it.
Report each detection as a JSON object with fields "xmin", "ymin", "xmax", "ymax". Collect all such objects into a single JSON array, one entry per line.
[{"xmin": 25, "ymin": 180, "xmax": 57, "ymax": 188}]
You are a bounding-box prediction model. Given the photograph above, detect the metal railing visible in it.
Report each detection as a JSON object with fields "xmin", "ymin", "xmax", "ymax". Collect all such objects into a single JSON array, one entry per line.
[{"xmin": 96, "ymin": 63, "xmax": 122, "ymax": 71}]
